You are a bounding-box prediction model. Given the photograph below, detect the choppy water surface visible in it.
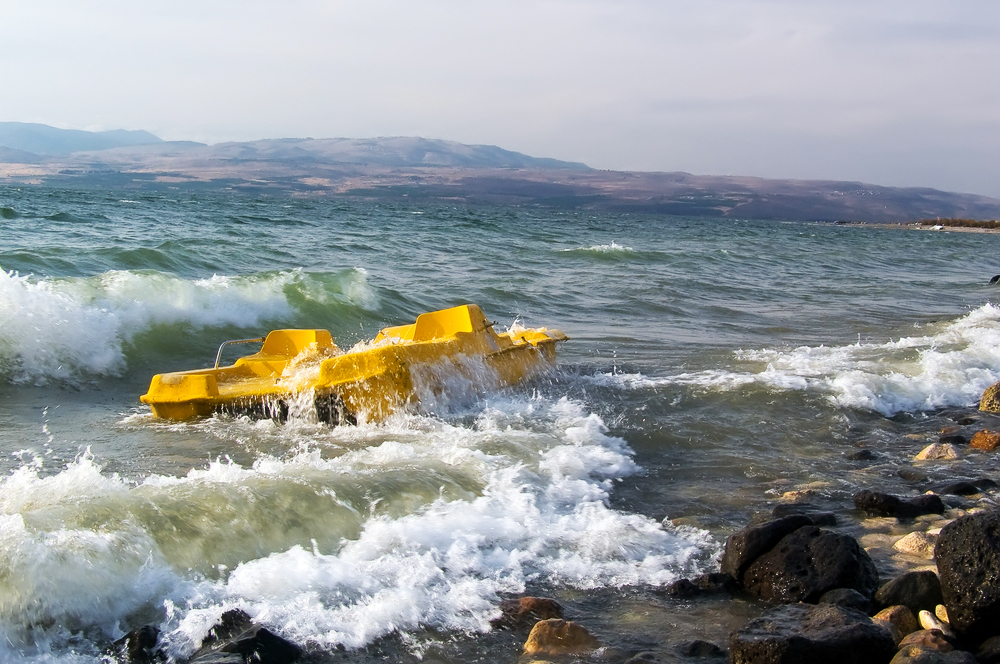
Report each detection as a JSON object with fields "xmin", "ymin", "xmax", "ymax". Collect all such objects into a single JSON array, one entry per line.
[{"xmin": 3, "ymin": 186, "xmax": 1000, "ymax": 662}]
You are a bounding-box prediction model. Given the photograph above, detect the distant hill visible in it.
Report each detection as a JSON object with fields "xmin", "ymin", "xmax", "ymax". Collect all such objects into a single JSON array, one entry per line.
[
  {"xmin": 2, "ymin": 123, "xmax": 1000, "ymax": 222},
  {"xmin": 0, "ymin": 122, "xmax": 162, "ymax": 156},
  {"xmin": 82, "ymin": 135, "xmax": 591, "ymax": 170}
]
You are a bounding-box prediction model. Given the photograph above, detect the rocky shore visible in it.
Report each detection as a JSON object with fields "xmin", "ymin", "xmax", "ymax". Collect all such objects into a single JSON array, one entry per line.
[{"xmin": 106, "ymin": 386, "xmax": 1000, "ymax": 664}]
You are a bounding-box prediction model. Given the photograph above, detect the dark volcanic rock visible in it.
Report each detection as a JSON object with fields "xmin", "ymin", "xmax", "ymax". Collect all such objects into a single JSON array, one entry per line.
[
  {"xmin": 854, "ymin": 490, "xmax": 902, "ymax": 516},
  {"xmin": 939, "ymin": 435, "xmax": 968, "ymax": 446},
  {"xmin": 896, "ymin": 494, "xmax": 946, "ymax": 519},
  {"xmin": 853, "ymin": 490, "xmax": 945, "ymax": 518},
  {"xmin": 191, "ymin": 609, "xmax": 301, "ymax": 664},
  {"xmin": 741, "ymin": 526, "xmax": 879, "ymax": 603},
  {"xmin": 819, "ymin": 588, "xmax": 873, "ymax": 614},
  {"xmin": 111, "ymin": 626, "xmax": 163, "ymax": 664},
  {"xmin": 936, "ymin": 481, "xmax": 982, "ymax": 496},
  {"xmin": 935, "ymin": 510, "xmax": 1000, "ymax": 644},
  {"xmin": 663, "ymin": 573, "xmax": 737, "ymax": 598},
  {"xmin": 874, "ymin": 571, "xmax": 943, "ymax": 615},
  {"xmin": 729, "ymin": 603, "xmax": 896, "ymax": 664},
  {"xmin": 720, "ymin": 515, "xmax": 813, "ymax": 582}
]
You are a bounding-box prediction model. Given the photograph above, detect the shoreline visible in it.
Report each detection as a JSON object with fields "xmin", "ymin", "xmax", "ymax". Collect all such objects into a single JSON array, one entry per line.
[{"xmin": 833, "ymin": 221, "xmax": 1000, "ymax": 234}]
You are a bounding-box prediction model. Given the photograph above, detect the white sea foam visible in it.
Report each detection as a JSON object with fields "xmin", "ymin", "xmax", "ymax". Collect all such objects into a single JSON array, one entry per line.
[
  {"xmin": 0, "ymin": 398, "xmax": 714, "ymax": 661},
  {"xmin": 0, "ymin": 267, "xmax": 376, "ymax": 383},
  {"xmin": 562, "ymin": 241, "xmax": 635, "ymax": 253},
  {"xmin": 586, "ymin": 304, "xmax": 1000, "ymax": 416}
]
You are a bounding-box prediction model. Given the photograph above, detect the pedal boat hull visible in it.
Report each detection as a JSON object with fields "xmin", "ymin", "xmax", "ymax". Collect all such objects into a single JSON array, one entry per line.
[{"xmin": 140, "ymin": 304, "xmax": 567, "ymax": 424}]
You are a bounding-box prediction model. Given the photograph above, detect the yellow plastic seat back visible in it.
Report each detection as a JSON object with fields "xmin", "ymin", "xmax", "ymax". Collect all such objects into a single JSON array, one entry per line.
[
  {"xmin": 411, "ymin": 304, "xmax": 487, "ymax": 341},
  {"xmin": 260, "ymin": 329, "xmax": 336, "ymax": 357}
]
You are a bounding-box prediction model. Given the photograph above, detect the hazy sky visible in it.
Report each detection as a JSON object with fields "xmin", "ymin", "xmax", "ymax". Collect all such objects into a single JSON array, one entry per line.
[{"xmin": 4, "ymin": 1, "xmax": 1000, "ymax": 196}]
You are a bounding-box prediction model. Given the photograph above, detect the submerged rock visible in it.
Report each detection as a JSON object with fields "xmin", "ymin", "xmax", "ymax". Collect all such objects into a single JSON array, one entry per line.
[
  {"xmin": 741, "ymin": 526, "xmax": 879, "ymax": 604},
  {"xmin": 675, "ymin": 639, "xmax": 726, "ymax": 658},
  {"xmin": 523, "ymin": 619, "xmax": 600, "ymax": 656},
  {"xmin": 771, "ymin": 503, "xmax": 838, "ymax": 526},
  {"xmin": 935, "ymin": 510, "xmax": 1000, "ymax": 644},
  {"xmin": 494, "ymin": 596, "xmax": 563, "ymax": 629},
  {"xmin": 893, "ymin": 532, "xmax": 938, "ymax": 558},
  {"xmin": 890, "ymin": 646, "xmax": 975, "ymax": 663},
  {"xmin": 729, "ymin": 603, "xmax": 895, "ymax": 664}
]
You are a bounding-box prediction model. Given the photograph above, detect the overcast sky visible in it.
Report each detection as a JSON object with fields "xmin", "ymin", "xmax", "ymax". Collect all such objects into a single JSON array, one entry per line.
[{"xmin": 3, "ymin": 1, "xmax": 999, "ymax": 196}]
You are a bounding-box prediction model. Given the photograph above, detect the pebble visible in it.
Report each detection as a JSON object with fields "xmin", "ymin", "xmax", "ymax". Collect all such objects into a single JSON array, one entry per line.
[
  {"xmin": 523, "ymin": 619, "xmax": 600, "ymax": 656},
  {"xmin": 935, "ymin": 605, "xmax": 949, "ymax": 624},
  {"xmin": 914, "ymin": 443, "xmax": 961, "ymax": 461},
  {"xmin": 893, "ymin": 532, "xmax": 938, "ymax": 558},
  {"xmin": 918, "ymin": 610, "xmax": 955, "ymax": 638}
]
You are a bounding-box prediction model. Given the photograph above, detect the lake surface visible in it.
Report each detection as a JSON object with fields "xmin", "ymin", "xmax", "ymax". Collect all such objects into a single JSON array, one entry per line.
[{"xmin": 2, "ymin": 186, "xmax": 1000, "ymax": 662}]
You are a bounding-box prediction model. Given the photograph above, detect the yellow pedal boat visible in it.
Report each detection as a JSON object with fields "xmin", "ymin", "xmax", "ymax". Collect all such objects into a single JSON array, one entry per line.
[{"xmin": 140, "ymin": 304, "xmax": 567, "ymax": 424}]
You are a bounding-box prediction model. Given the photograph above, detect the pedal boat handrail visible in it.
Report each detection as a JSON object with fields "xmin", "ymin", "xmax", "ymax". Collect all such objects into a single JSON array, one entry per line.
[{"xmin": 214, "ymin": 337, "xmax": 266, "ymax": 369}]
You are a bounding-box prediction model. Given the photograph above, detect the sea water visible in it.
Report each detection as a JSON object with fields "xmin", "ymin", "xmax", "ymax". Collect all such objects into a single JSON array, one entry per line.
[{"xmin": 2, "ymin": 186, "xmax": 1000, "ymax": 662}]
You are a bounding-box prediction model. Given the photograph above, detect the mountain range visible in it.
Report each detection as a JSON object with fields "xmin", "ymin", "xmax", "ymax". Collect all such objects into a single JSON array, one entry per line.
[{"xmin": 2, "ymin": 122, "xmax": 999, "ymax": 223}]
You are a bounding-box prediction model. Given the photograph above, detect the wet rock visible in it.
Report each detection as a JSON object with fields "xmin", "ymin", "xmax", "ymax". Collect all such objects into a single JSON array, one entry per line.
[
  {"xmin": 729, "ymin": 603, "xmax": 896, "ymax": 664},
  {"xmin": 848, "ymin": 449, "xmax": 880, "ymax": 461},
  {"xmin": 970, "ymin": 430, "xmax": 1000, "ymax": 452},
  {"xmin": 915, "ymin": 444, "xmax": 961, "ymax": 461},
  {"xmin": 494, "ymin": 596, "xmax": 563, "ymax": 628},
  {"xmin": 771, "ymin": 503, "xmax": 838, "ymax": 527},
  {"xmin": 111, "ymin": 626, "xmax": 163, "ymax": 664},
  {"xmin": 624, "ymin": 652, "xmax": 667, "ymax": 664},
  {"xmin": 523, "ymin": 619, "xmax": 600, "ymax": 656},
  {"xmin": 939, "ymin": 435, "xmax": 969, "ymax": 446},
  {"xmin": 741, "ymin": 526, "xmax": 879, "ymax": 603},
  {"xmin": 936, "ymin": 482, "xmax": 982, "ymax": 496},
  {"xmin": 890, "ymin": 646, "xmax": 976, "ymax": 663},
  {"xmin": 900, "ymin": 629, "xmax": 954, "ymax": 652},
  {"xmin": 874, "ymin": 605, "xmax": 920, "ymax": 637},
  {"xmin": 977, "ymin": 478, "xmax": 999, "ymax": 490},
  {"xmin": 191, "ymin": 610, "xmax": 301, "ymax": 664},
  {"xmin": 780, "ymin": 489, "xmax": 815, "ymax": 502},
  {"xmin": 664, "ymin": 578, "xmax": 702, "ymax": 598},
  {"xmin": 855, "ymin": 490, "xmax": 903, "ymax": 516},
  {"xmin": 675, "ymin": 639, "xmax": 726, "ymax": 657},
  {"xmin": 819, "ymin": 588, "xmax": 873, "ymax": 614},
  {"xmin": 894, "ymin": 532, "xmax": 938, "ymax": 558},
  {"xmin": 874, "ymin": 571, "xmax": 943, "ymax": 615},
  {"xmin": 899, "ymin": 495, "xmax": 947, "ymax": 519},
  {"xmin": 935, "ymin": 510, "xmax": 1000, "ymax": 644},
  {"xmin": 720, "ymin": 515, "xmax": 813, "ymax": 582},
  {"xmin": 979, "ymin": 383, "xmax": 1000, "ymax": 413},
  {"xmin": 853, "ymin": 490, "xmax": 946, "ymax": 518}
]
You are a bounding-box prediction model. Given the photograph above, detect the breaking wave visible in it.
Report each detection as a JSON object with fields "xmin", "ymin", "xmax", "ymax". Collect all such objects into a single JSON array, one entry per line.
[
  {"xmin": 585, "ymin": 304, "xmax": 1000, "ymax": 416},
  {"xmin": 0, "ymin": 398, "xmax": 715, "ymax": 661},
  {"xmin": 0, "ymin": 267, "xmax": 378, "ymax": 384}
]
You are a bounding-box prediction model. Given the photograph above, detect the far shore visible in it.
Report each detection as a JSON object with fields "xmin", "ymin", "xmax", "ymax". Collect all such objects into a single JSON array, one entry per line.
[{"xmin": 832, "ymin": 221, "xmax": 1000, "ymax": 234}]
